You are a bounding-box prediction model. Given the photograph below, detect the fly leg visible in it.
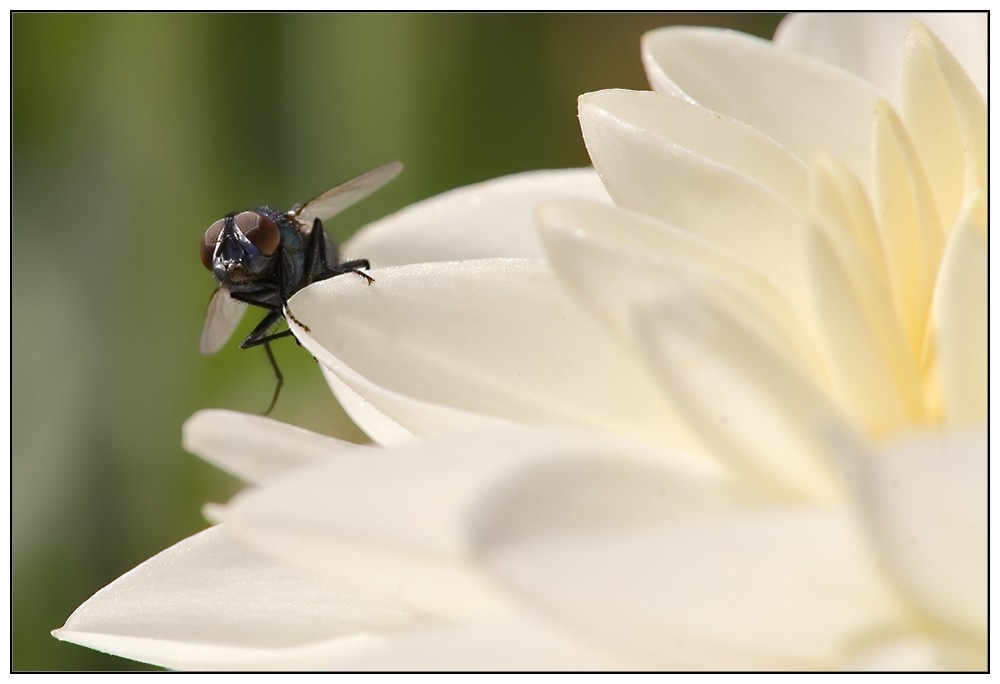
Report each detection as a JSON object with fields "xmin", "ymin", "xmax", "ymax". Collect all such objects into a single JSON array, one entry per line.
[
  {"xmin": 283, "ymin": 220, "xmax": 375, "ymax": 335},
  {"xmin": 335, "ymin": 258, "xmax": 375, "ymax": 284},
  {"xmin": 305, "ymin": 218, "xmax": 375, "ymax": 285},
  {"xmin": 312, "ymin": 258, "xmax": 374, "ymax": 285},
  {"xmin": 240, "ymin": 308, "xmax": 292, "ymax": 415},
  {"xmin": 261, "ymin": 341, "xmax": 282, "ymax": 416}
]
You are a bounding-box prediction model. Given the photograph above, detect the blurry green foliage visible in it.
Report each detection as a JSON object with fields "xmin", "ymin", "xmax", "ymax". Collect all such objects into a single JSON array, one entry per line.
[{"xmin": 12, "ymin": 12, "xmax": 783, "ymax": 670}]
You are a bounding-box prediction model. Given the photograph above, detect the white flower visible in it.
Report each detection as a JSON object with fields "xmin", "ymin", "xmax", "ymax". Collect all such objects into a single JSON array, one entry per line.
[{"xmin": 54, "ymin": 13, "xmax": 986, "ymax": 670}]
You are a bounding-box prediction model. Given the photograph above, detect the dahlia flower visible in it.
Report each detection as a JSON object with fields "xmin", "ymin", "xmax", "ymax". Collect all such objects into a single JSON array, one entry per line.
[{"xmin": 55, "ymin": 13, "xmax": 986, "ymax": 670}]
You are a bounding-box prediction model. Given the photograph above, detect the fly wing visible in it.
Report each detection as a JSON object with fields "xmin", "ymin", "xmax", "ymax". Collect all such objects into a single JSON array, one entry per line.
[
  {"xmin": 199, "ymin": 288, "xmax": 247, "ymax": 354},
  {"xmin": 293, "ymin": 161, "xmax": 403, "ymax": 226}
]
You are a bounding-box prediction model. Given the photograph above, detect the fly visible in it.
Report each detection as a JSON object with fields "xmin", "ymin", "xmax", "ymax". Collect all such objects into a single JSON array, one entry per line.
[{"xmin": 199, "ymin": 161, "xmax": 403, "ymax": 414}]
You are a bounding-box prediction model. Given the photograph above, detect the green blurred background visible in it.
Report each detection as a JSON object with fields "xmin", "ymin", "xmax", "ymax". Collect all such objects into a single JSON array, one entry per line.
[{"xmin": 12, "ymin": 13, "xmax": 783, "ymax": 670}]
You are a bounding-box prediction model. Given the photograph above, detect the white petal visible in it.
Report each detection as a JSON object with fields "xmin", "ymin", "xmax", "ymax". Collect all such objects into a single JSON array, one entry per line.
[
  {"xmin": 871, "ymin": 100, "xmax": 945, "ymax": 358},
  {"xmin": 641, "ymin": 26, "xmax": 882, "ymax": 188},
  {"xmin": 210, "ymin": 427, "xmax": 719, "ymax": 620},
  {"xmin": 928, "ymin": 192, "xmax": 987, "ymax": 425},
  {"xmin": 807, "ymin": 154, "xmax": 927, "ymax": 431},
  {"xmin": 774, "ymin": 13, "xmax": 911, "ymax": 104},
  {"xmin": 581, "ymin": 88, "xmax": 808, "ymax": 212},
  {"xmin": 315, "ymin": 361, "xmax": 511, "ymax": 447},
  {"xmin": 317, "ymin": 615, "xmax": 628, "ymax": 671},
  {"xmin": 183, "ymin": 409, "xmax": 373, "ymax": 484},
  {"xmin": 344, "ymin": 168, "xmax": 610, "ymax": 267},
  {"xmin": 55, "ymin": 525, "xmax": 625, "ymax": 670},
  {"xmin": 288, "ymin": 259, "xmax": 700, "ymax": 454},
  {"xmin": 807, "ymin": 153, "xmax": 890, "ymax": 291},
  {"xmin": 578, "ymin": 90, "xmax": 806, "ymax": 298},
  {"xmin": 58, "ymin": 609, "xmax": 623, "ymax": 671},
  {"xmin": 774, "ymin": 13, "xmax": 986, "ymax": 106},
  {"xmin": 53, "ymin": 526, "xmax": 413, "ymax": 670},
  {"xmin": 806, "ymin": 209, "xmax": 926, "ymax": 435},
  {"xmin": 902, "ymin": 20, "xmax": 987, "ymax": 238},
  {"xmin": 478, "ymin": 471, "xmax": 905, "ymax": 668},
  {"xmin": 845, "ymin": 632, "xmax": 985, "ymax": 672},
  {"xmin": 537, "ymin": 200, "xmax": 827, "ymax": 385},
  {"xmin": 851, "ymin": 430, "xmax": 987, "ymax": 638},
  {"xmin": 634, "ymin": 287, "xmax": 848, "ymax": 501}
]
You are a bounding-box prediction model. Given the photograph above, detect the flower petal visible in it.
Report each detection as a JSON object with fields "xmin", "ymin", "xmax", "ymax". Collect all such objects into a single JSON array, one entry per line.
[
  {"xmin": 208, "ymin": 427, "xmax": 719, "ymax": 621},
  {"xmin": 902, "ymin": 20, "xmax": 987, "ymax": 237},
  {"xmin": 60, "ymin": 620, "xmax": 618, "ymax": 671},
  {"xmin": 477, "ymin": 467, "xmax": 905, "ymax": 669},
  {"xmin": 774, "ymin": 13, "xmax": 986, "ymax": 107},
  {"xmin": 537, "ymin": 200, "xmax": 826, "ymax": 384},
  {"xmin": 807, "ymin": 153, "xmax": 889, "ymax": 288},
  {"xmin": 314, "ymin": 615, "xmax": 627, "ymax": 671},
  {"xmin": 288, "ymin": 259, "xmax": 701, "ymax": 454},
  {"xmin": 805, "ymin": 171, "xmax": 926, "ymax": 434},
  {"xmin": 314, "ymin": 361, "xmax": 511, "ymax": 447},
  {"xmin": 55, "ymin": 523, "xmax": 623, "ymax": 670},
  {"xmin": 846, "ymin": 632, "xmax": 985, "ymax": 672},
  {"xmin": 850, "ymin": 430, "xmax": 987, "ymax": 642},
  {"xmin": 53, "ymin": 525, "xmax": 414, "ymax": 670},
  {"xmin": 344, "ymin": 168, "xmax": 610, "ymax": 267},
  {"xmin": 581, "ymin": 88, "xmax": 808, "ymax": 212},
  {"xmin": 634, "ymin": 287, "xmax": 848, "ymax": 501},
  {"xmin": 871, "ymin": 100, "xmax": 945, "ymax": 358},
  {"xmin": 806, "ymin": 228, "xmax": 921, "ymax": 434},
  {"xmin": 578, "ymin": 90, "xmax": 805, "ymax": 297},
  {"xmin": 641, "ymin": 26, "xmax": 882, "ymax": 188},
  {"xmin": 928, "ymin": 191, "xmax": 987, "ymax": 426},
  {"xmin": 183, "ymin": 409, "xmax": 373, "ymax": 484}
]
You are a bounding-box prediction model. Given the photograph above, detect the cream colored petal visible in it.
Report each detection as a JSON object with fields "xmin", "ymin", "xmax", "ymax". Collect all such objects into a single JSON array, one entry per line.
[
  {"xmin": 55, "ymin": 522, "xmax": 621, "ymax": 669},
  {"xmin": 316, "ymin": 362, "xmax": 513, "ymax": 448},
  {"xmin": 805, "ymin": 208, "xmax": 926, "ymax": 435},
  {"xmin": 807, "ymin": 155, "xmax": 927, "ymax": 427},
  {"xmin": 578, "ymin": 91, "xmax": 806, "ymax": 297},
  {"xmin": 480, "ymin": 486, "xmax": 905, "ymax": 668},
  {"xmin": 846, "ymin": 632, "xmax": 986, "ymax": 671},
  {"xmin": 58, "ymin": 613, "xmax": 626, "ymax": 671},
  {"xmin": 902, "ymin": 20, "xmax": 987, "ymax": 234},
  {"xmin": 774, "ymin": 13, "xmax": 986, "ymax": 107},
  {"xmin": 580, "ymin": 88, "xmax": 808, "ymax": 211},
  {"xmin": 928, "ymin": 192, "xmax": 987, "ymax": 426},
  {"xmin": 634, "ymin": 287, "xmax": 849, "ymax": 502},
  {"xmin": 288, "ymin": 259, "xmax": 699, "ymax": 454},
  {"xmin": 851, "ymin": 430, "xmax": 986, "ymax": 640},
  {"xmin": 182, "ymin": 409, "xmax": 373, "ymax": 484},
  {"xmin": 209, "ymin": 427, "xmax": 720, "ymax": 621},
  {"xmin": 53, "ymin": 525, "xmax": 414, "ymax": 670},
  {"xmin": 808, "ymin": 153, "xmax": 889, "ymax": 288},
  {"xmin": 774, "ymin": 13, "xmax": 913, "ymax": 104},
  {"xmin": 537, "ymin": 200, "xmax": 827, "ymax": 387},
  {"xmin": 641, "ymin": 26, "xmax": 882, "ymax": 188},
  {"xmin": 872, "ymin": 100, "xmax": 945, "ymax": 359},
  {"xmin": 312, "ymin": 615, "xmax": 628, "ymax": 671},
  {"xmin": 344, "ymin": 168, "xmax": 610, "ymax": 267}
]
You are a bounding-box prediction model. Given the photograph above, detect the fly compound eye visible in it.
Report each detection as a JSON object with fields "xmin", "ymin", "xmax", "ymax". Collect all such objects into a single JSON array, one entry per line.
[
  {"xmin": 200, "ymin": 218, "xmax": 226, "ymax": 270},
  {"xmin": 234, "ymin": 211, "xmax": 280, "ymax": 256}
]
